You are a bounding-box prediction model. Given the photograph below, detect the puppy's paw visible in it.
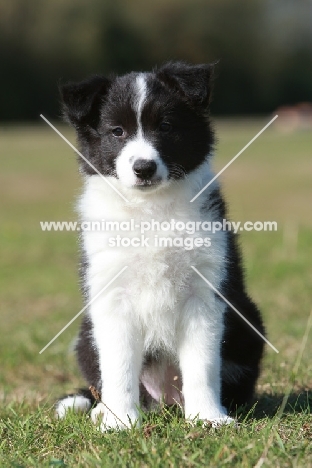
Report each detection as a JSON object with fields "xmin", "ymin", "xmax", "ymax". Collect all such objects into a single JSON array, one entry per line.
[
  {"xmin": 186, "ymin": 408, "xmax": 236, "ymax": 429},
  {"xmin": 209, "ymin": 416, "xmax": 236, "ymax": 428},
  {"xmin": 91, "ymin": 402, "xmax": 139, "ymax": 432}
]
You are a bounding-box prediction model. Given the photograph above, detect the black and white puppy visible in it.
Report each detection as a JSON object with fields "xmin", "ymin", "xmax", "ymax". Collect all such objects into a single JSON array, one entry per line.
[{"xmin": 56, "ymin": 62, "xmax": 265, "ymax": 430}]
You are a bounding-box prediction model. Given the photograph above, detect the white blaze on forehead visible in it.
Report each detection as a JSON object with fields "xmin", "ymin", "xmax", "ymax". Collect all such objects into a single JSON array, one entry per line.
[
  {"xmin": 135, "ymin": 74, "xmax": 147, "ymax": 135},
  {"xmin": 115, "ymin": 73, "xmax": 169, "ymax": 187}
]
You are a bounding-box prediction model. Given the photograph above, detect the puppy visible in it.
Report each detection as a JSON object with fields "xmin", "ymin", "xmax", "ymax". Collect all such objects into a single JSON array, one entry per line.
[{"xmin": 55, "ymin": 62, "xmax": 265, "ymax": 430}]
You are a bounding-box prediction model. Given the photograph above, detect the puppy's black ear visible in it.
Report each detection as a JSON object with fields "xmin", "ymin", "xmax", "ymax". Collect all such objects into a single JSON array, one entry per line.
[
  {"xmin": 60, "ymin": 75, "xmax": 111, "ymax": 130},
  {"xmin": 157, "ymin": 62, "xmax": 215, "ymax": 108}
]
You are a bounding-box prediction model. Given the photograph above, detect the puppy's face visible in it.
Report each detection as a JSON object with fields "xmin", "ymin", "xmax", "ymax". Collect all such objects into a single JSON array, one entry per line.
[{"xmin": 61, "ymin": 62, "xmax": 215, "ymax": 191}]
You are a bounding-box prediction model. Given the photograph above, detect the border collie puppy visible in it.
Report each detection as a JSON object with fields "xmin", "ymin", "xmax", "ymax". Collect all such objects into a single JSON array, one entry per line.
[{"xmin": 55, "ymin": 62, "xmax": 265, "ymax": 430}]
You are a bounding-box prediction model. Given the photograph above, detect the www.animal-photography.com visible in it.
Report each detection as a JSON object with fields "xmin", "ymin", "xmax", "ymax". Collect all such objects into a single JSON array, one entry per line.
[{"xmin": 1, "ymin": 1, "xmax": 311, "ymax": 467}]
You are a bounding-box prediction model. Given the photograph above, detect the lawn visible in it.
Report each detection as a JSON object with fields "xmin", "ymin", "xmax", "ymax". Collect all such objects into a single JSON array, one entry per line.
[{"xmin": 0, "ymin": 118, "xmax": 311, "ymax": 467}]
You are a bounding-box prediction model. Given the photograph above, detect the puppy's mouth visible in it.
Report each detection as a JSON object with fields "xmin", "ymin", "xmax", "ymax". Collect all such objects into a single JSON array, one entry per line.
[{"xmin": 134, "ymin": 178, "xmax": 162, "ymax": 190}]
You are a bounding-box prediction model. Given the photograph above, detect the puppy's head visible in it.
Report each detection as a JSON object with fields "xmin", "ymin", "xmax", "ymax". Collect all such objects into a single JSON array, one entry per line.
[{"xmin": 61, "ymin": 62, "xmax": 215, "ymax": 191}]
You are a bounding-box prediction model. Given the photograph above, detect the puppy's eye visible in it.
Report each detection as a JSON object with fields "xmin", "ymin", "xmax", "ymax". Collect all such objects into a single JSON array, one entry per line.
[
  {"xmin": 159, "ymin": 122, "xmax": 172, "ymax": 133},
  {"xmin": 112, "ymin": 127, "xmax": 124, "ymax": 137}
]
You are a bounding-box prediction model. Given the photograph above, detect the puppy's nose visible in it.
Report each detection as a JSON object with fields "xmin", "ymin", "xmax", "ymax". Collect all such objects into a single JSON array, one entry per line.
[{"xmin": 133, "ymin": 159, "xmax": 157, "ymax": 179}]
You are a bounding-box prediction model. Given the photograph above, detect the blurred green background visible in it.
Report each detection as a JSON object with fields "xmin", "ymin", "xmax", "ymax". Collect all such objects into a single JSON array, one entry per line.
[
  {"xmin": 1, "ymin": 0, "xmax": 312, "ymax": 120},
  {"xmin": 1, "ymin": 2, "xmax": 312, "ymax": 464}
]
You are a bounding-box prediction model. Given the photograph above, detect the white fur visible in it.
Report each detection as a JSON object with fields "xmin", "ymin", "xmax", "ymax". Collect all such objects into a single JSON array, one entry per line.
[
  {"xmin": 55, "ymin": 395, "xmax": 91, "ymax": 418},
  {"xmin": 115, "ymin": 138, "xmax": 168, "ymax": 188},
  {"xmin": 78, "ymin": 157, "xmax": 233, "ymax": 430},
  {"xmin": 135, "ymin": 74, "xmax": 147, "ymax": 133}
]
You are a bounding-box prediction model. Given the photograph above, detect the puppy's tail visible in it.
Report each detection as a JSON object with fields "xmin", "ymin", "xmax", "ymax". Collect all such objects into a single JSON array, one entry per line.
[{"xmin": 55, "ymin": 388, "xmax": 97, "ymax": 418}]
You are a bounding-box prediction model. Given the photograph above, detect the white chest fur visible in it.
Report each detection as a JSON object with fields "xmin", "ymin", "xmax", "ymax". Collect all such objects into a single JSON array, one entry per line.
[{"xmin": 79, "ymin": 163, "xmax": 228, "ymax": 354}]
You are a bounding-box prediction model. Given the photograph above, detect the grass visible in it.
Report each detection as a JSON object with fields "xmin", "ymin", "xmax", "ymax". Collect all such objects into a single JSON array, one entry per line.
[{"xmin": 0, "ymin": 118, "xmax": 311, "ymax": 467}]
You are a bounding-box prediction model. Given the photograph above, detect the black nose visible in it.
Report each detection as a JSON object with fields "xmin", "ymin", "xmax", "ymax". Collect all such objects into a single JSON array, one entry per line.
[{"xmin": 133, "ymin": 159, "xmax": 157, "ymax": 179}]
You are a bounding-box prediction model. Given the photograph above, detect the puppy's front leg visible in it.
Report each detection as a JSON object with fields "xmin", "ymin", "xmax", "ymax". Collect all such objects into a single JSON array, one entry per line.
[
  {"xmin": 89, "ymin": 295, "xmax": 143, "ymax": 431},
  {"xmin": 178, "ymin": 297, "xmax": 234, "ymax": 426}
]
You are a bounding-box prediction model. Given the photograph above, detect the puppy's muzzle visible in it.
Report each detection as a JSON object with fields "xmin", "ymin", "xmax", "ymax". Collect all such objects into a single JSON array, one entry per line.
[{"xmin": 132, "ymin": 159, "xmax": 157, "ymax": 180}]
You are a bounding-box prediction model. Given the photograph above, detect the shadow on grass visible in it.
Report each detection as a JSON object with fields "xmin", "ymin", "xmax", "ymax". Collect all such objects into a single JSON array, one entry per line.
[
  {"xmin": 235, "ymin": 389, "xmax": 311, "ymax": 420},
  {"xmin": 141, "ymin": 389, "xmax": 311, "ymax": 426}
]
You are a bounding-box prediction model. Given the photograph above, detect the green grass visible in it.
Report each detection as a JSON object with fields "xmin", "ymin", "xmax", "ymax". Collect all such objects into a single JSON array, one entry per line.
[{"xmin": 0, "ymin": 119, "xmax": 311, "ymax": 467}]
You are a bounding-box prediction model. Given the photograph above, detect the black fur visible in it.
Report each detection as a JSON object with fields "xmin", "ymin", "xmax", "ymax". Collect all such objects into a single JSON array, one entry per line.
[{"xmin": 201, "ymin": 186, "xmax": 264, "ymax": 409}]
